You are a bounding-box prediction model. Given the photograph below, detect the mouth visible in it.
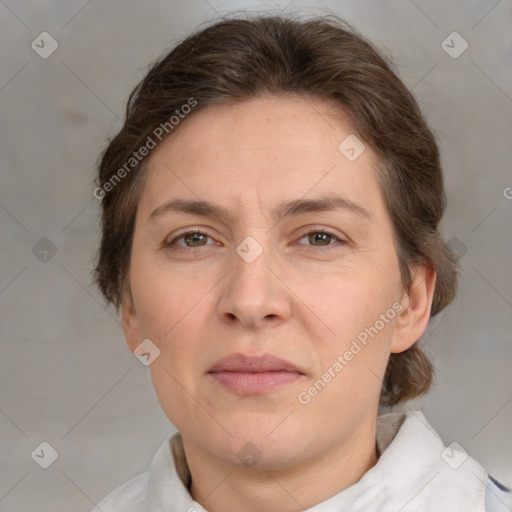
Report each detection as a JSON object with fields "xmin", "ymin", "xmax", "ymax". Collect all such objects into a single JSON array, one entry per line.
[{"xmin": 208, "ymin": 353, "xmax": 305, "ymax": 395}]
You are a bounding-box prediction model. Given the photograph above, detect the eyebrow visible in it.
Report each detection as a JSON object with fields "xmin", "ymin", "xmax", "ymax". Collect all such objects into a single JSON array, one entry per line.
[{"xmin": 148, "ymin": 195, "xmax": 371, "ymax": 224}]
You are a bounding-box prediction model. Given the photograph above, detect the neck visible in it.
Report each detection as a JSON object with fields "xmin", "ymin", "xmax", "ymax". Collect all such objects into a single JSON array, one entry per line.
[{"xmin": 184, "ymin": 417, "xmax": 379, "ymax": 512}]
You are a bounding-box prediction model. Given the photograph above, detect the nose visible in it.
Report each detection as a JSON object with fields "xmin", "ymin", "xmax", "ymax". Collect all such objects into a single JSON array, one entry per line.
[{"xmin": 217, "ymin": 238, "xmax": 292, "ymax": 330}]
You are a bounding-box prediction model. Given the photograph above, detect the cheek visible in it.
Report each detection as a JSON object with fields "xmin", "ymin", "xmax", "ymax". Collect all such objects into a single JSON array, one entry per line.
[
  {"xmin": 130, "ymin": 262, "xmax": 213, "ymax": 377},
  {"xmin": 130, "ymin": 247, "xmax": 193, "ymax": 337},
  {"xmin": 148, "ymin": 362, "xmax": 195, "ymax": 433},
  {"xmin": 315, "ymin": 266, "xmax": 388, "ymax": 333},
  {"xmin": 314, "ymin": 267, "xmax": 399, "ymax": 373},
  {"xmin": 312, "ymin": 313, "xmax": 397, "ymax": 411}
]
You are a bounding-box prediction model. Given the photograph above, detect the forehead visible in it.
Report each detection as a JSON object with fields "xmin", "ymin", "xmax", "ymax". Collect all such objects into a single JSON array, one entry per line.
[
  {"xmin": 150, "ymin": 95, "xmax": 364, "ymax": 166},
  {"xmin": 140, "ymin": 95, "xmax": 385, "ymax": 220}
]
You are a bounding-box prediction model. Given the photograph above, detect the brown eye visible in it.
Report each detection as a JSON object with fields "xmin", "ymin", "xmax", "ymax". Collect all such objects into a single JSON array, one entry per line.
[
  {"xmin": 308, "ymin": 232, "xmax": 332, "ymax": 246},
  {"xmin": 182, "ymin": 232, "xmax": 208, "ymax": 247},
  {"xmin": 298, "ymin": 229, "xmax": 344, "ymax": 247},
  {"xmin": 167, "ymin": 229, "xmax": 213, "ymax": 248}
]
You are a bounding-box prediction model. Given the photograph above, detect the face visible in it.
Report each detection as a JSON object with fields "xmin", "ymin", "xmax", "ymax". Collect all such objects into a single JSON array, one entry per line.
[{"xmin": 122, "ymin": 95, "xmax": 426, "ymax": 470}]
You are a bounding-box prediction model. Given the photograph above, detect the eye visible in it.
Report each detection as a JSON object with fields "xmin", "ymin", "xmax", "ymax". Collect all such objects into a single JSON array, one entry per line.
[
  {"xmin": 166, "ymin": 229, "xmax": 215, "ymax": 248},
  {"xmin": 297, "ymin": 228, "xmax": 345, "ymax": 247},
  {"xmin": 165, "ymin": 227, "xmax": 346, "ymax": 251}
]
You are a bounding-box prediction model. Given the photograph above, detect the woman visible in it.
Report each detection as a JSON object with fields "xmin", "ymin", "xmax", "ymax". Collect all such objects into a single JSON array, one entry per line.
[{"xmin": 92, "ymin": 14, "xmax": 511, "ymax": 511}]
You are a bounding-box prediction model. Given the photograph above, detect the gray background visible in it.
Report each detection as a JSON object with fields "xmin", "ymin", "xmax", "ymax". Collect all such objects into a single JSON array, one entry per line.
[{"xmin": 1, "ymin": 1, "xmax": 511, "ymax": 510}]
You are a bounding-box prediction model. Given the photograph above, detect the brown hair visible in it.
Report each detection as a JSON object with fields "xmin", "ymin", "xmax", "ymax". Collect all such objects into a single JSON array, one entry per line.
[{"xmin": 93, "ymin": 14, "xmax": 459, "ymax": 407}]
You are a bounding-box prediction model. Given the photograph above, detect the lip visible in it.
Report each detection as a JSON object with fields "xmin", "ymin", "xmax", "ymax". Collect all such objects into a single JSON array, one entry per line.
[{"xmin": 208, "ymin": 353, "xmax": 305, "ymax": 395}]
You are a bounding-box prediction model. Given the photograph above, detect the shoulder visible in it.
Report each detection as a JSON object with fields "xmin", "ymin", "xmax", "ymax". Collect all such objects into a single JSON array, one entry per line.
[
  {"xmin": 94, "ymin": 471, "xmax": 147, "ymax": 512},
  {"xmin": 486, "ymin": 474, "xmax": 512, "ymax": 512}
]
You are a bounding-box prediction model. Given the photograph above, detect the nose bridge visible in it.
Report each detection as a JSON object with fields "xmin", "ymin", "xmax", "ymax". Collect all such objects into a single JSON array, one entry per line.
[
  {"xmin": 218, "ymin": 232, "xmax": 290, "ymax": 327},
  {"xmin": 232, "ymin": 233, "xmax": 275, "ymax": 301}
]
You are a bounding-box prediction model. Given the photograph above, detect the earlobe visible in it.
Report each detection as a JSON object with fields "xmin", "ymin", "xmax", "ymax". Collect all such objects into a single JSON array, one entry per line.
[
  {"xmin": 121, "ymin": 294, "xmax": 142, "ymax": 352},
  {"xmin": 390, "ymin": 265, "xmax": 437, "ymax": 354}
]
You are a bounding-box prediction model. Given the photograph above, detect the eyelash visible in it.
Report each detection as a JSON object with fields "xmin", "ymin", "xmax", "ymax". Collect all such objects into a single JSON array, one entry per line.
[{"xmin": 165, "ymin": 227, "xmax": 346, "ymax": 250}]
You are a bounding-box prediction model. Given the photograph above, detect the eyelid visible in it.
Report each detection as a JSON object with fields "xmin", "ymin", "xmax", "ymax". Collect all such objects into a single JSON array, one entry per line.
[
  {"xmin": 165, "ymin": 225, "xmax": 348, "ymax": 249},
  {"xmin": 165, "ymin": 228, "xmax": 217, "ymax": 247},
  {"xmin": 296, "ymin": 227, "xmax": 347, "ymax": 246}
]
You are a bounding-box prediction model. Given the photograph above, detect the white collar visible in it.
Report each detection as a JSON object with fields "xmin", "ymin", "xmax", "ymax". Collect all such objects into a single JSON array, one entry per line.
[{"xmin": 140, "ymin": 410, "xmax": 488, "ymax": 511}]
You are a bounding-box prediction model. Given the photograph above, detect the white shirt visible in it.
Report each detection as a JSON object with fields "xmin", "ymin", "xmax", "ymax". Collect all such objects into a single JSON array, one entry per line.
[{"xmin": 96, "ymin": 410, "xmax": 511, "ymax": 511}]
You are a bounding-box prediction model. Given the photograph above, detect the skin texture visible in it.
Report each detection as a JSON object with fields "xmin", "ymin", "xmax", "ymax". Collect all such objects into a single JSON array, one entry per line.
[{"xmin": 121, "ymin": 95, "xmax": 436, "ymax": 512}]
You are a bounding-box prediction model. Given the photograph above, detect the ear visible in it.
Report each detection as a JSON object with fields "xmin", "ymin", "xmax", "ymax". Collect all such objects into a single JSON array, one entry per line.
[
  {"xmin": 121, "ymin": 290, "xmax": 144, "ymax": 353},
  {"xmin": 390, "ymin": 264, "xmax": 437, "ymax": 354}
]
